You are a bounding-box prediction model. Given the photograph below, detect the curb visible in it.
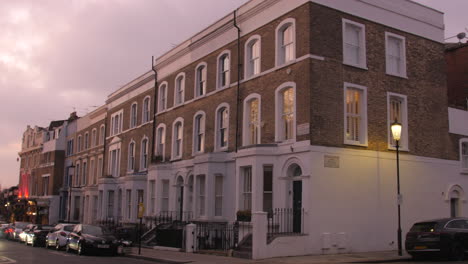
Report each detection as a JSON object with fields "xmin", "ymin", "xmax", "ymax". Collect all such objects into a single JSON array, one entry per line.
[{"xmin": 124, "ymin": 253, "xmax": 192, "ymax": 264}]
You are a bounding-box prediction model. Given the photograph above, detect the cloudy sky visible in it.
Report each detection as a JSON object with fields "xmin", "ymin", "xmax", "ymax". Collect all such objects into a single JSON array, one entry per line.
[{"xmin": 0, "ymin": 0, "xmax": 466, "ymax": 189}]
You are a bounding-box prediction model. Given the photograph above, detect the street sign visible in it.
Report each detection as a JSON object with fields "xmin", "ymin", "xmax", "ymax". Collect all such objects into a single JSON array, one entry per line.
[{"xmin": 137, "ymin": 202, "xmax": 145, "ymax": 218}]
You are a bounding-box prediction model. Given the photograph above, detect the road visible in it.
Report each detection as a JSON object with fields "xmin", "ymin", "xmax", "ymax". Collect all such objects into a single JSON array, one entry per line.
[{"xmin": 0, "ymin": 239, "xmax": 158, "ymax": 264}]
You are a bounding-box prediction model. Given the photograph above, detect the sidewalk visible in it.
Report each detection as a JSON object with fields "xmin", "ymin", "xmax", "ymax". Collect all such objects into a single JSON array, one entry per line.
[{"xmin": 124, "ymin": 247, "xmax": 412, "ymax": 264}]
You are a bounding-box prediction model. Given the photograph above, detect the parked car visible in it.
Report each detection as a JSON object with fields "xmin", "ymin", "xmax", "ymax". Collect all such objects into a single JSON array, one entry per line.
[
  {"xmin": 45, "ymin": 223, "xmax": 75, "ymax": 250},
  {"xmin": 0, "ymin": 224, "xmax": 11, "ymax": 239},
  {"xmin": 10, "ymin": 221, "xmax": 31, "ymax": 241},
  {"xmin": 19, "ymin": 224, "xmax": 36, "ymax": 243},
  {"xmin": 25, "ymin": 225, "xmax": 54, "ymax": 247},
  {"xmin": 405, "ymin": 217, "xmax": 468, "ymax": 260},
  {"xmin": 66, "ymin": 224, "xmax": 120, "ymax": 255}
]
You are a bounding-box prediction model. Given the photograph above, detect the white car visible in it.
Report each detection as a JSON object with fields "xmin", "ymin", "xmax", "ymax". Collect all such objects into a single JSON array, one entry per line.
[{"xmin": 45, "ymin": 224, "xmax": 75, "ymax": 250}]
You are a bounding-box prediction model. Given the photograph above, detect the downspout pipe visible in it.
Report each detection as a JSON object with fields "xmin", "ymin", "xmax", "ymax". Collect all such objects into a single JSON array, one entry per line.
[
  {"xmin": 234, "ymin": 10, "xmax": 241, "ymax": 153},
  {"xmin": 150, "ymin": 56, "xmax": 158, "ymax": 161}
]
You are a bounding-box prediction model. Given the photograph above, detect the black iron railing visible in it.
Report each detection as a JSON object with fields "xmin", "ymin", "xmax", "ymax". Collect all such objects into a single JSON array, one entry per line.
[
  {"xmin": 195, "ymin": 222, "xmax": 238, "ymax": 251},
  {"xmin": 144, "ymin": 211, "xmax": 193, "ymax": 229},
  {"xmin": 267, "ymin": 208, "xmax": 305, "ymax": 236}
]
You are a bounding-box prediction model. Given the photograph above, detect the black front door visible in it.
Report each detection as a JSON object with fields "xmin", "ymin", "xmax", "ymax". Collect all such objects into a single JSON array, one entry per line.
[
  {"xmin": 292, "ymin": 181, "xmax": 302, "ymax": 233},
  {"xmin": 178, "ymin": 186, "xmax": 184, "ymax": 220}
]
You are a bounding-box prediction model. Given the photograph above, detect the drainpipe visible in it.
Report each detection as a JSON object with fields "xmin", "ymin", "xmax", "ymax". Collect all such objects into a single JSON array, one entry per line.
[
  {"xmin": 150, "ymin": 56, "xmax": 158, "ymax": 161},
  {"xmin": 234, "ymin": 10, "xmax": 241, "ymax": 153}
]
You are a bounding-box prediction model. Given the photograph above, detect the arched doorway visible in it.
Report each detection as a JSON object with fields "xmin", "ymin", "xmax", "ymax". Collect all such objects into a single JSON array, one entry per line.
[
  {"xmin": 287, "ymin": 163, "xmax": 302, "ymax": 233},
  {"xmin": 450, "ymin": 190, "xmax": 460, "ymax": 217}
]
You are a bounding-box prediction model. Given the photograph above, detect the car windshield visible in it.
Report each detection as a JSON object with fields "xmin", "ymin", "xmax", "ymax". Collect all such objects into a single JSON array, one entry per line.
[
  {"xmin": 410, "ymin": 222, "xmax": 438, "ymax": 232},
  {"xmin": 64, "ymin": 225, "xmax": 74, "ymax": 232},
  {"xmin": 82, "ymin": 225, "xmax": 110, "ymax": 236}
]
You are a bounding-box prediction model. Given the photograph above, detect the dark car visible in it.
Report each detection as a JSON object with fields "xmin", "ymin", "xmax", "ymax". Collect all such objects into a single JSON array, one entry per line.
[
  {"xmin": 25, "ymin": 225, "xmax": 54, "ymax": 247},
  {"xmin": 66, "ymin": 224, "xmax": 119, "ymax": 255},
  {"xmin": 405, "ymin": 217, "xmax": 468, "ymax": 260}
]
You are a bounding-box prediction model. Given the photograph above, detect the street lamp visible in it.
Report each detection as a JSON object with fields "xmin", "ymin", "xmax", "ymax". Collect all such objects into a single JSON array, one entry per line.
[
  {"xmin": 66, "ymin": 164, "xmax": 75, "ymax": 222},
  {"xmin": 391, "ymin": 119, "xmax": 402, "ymax": 256}
]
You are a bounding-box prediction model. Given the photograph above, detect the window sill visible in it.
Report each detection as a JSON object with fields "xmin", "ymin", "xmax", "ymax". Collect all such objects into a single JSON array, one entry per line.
[
  {"xmin": 343, "ymin": 62, "xmax": 368, "ymax": 71},
  {"xmin": 170, "ymin": 157, "xmax": 182, "ymax": 162},
  {"xmin": 386, "ymin": 72, "xmax": 408, "ymax": 79},
  {"xmin": 344, "ymin": 140, "xmax": 368, "ymax": 147},
  {"xmin": 215, "ymin": 147, "xmax": 228, "ymax": 152},
  {"xmin": 276, "ymin": 139, "xmax": 296, "ymax": 146}
]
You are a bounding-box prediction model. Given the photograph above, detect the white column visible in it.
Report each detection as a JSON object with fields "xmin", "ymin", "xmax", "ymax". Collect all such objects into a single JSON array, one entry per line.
[
  {"xmin": 252, "ymin": 211, "xmax": 267, "ymax": 260},
  {"xmin": 185, "ymin": 223, "xmax": 196, "ymax": 253}
]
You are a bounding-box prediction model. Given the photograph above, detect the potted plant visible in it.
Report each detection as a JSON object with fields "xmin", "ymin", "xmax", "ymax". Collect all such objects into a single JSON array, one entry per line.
[{"xmin": 236, "ymin": 210, "xmax": 251, "ymax": 222}]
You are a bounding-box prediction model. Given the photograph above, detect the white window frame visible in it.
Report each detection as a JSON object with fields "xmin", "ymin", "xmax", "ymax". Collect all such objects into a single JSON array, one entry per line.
[
  {"xmin": 241, "ymin": 167, "xmax": 252, "ymax": 211},
  {"xmin": 342, "ymin": 18, "xmax": 367, "ymax": 69},
  {"xmin": 140, "ymin": 137, "xmax": 148, "ymax": 171},
  {"xmin": 158, "ymin": 82, "xmax": 168, "ymax": 113},
  {"xmin": 89, "ymin": 158, "xmax": 96, "ymax": 185},
  {"xmin": 77, "ymin": 135, "xmax": 82, "ymax": 152},
  {"xmin": 343, "ymin": 82, "xmax": 368, "ymax": 146},
  {"xmin": 155, "ymin": 123, "xmax": 166, "ymax": 161},
  {"xmin": 91, "ymin": 129, "xmax": 97, "ymax": 147},
  {"xmin": 171, "ymin": 118, "xmax": 184, "ymax": 160},
  {"xmin": 197, "ymin": 175, "xmax": 206, "ymax": 217},
  {"xmin": 126, "ymin": 189, "xmax": 132, "ymax": 219},
  {"xmin": 387, "ymin": 92, "xmax": 409, "ymax": 150},
  {"xmin": 130, "ymin": 102, "xmax": 138, "ymax": 128},
  {"xmin": 99, "ymin": 125, "xmax": 105, "ymax": 145},
  {"xmin": 108, "ymin": 142, "xmax": 121, "ymax": 177},
  {"xmin": 385, "ymin": 32, "xmax": 407, "ymax": 78},
  {"xmin": 97, "ymin": 155, "xmax": 103, "ymax": 179},
  {"xmin": 149, "ymin": 180, "xmax": 156, "ymax": 214},
  {"xmin": 275, "ymin": 82, "xmax": 296, "ymax": 142},
  {"xmin": 214, "ymin": 103, "xmax": 230, "ymax": 151},
  {"xmin": 243, "ymin": 93, "xmax": 261, "ymax": 146},
  {"xmin": 110, "ymin": 110, "xmax": 123, "ymax": 136},
  {"xmin": 82, "ymin": 159, "xmax": 87, "ymax": 186},
  {"xmin": 194, "ymin": 62, "xmax": 207, "ymax": 98},
  {"xmin": 161, "ymin": 180, "xmax": 170, "ymax": 212},
  {"xmin": 216, "ymin": 50, "xmax": 231, "ymax": 89},
  {"xmin": 461, "ymin": 139, "xmax": 468, "ymax": 173},
  {"xmin": 275, "ymin": 18, "xmax": 296, "ymax": 67},
  {"xmin": 174, "ymin": 72, "xmax": 185, "ymax": 106},
  {"xmin": 244, "ymin": 35, "xmax": 261, "ymax": 79},
  {"xmin": 84, "ymin": 132, "xmax": 89, "ymax": 150},
  {"xmin": 192, "ymin": 111, "xmax": 206, "ymax": 155},
  {"xmin": 214, "ymin": 175, "xmax": 223, "ymax": 217},
  {"xmin": 128, "ymin": 140, "xmax": 136, "ymax": 172},
  {"xmin": 142, "ymin": 96, "xmax": 151, "ymax": 123}
]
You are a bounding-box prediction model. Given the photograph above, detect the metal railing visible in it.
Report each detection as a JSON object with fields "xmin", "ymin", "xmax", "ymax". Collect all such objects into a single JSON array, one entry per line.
[
  {"xmin": 267, "ymin": 208, "xmax": 305, "ymax": 236},
  {"xmin": 195, "ymin": 222, "xmax": 238, "ymax": 251},
  {"xmin": 144, "ymin": 211, "xmax": 193, "ymax": 229}
]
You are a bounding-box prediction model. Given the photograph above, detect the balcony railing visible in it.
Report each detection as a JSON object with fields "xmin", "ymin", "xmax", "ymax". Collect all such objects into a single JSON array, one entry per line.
[{"xmin": 267, "ymin": 208, "xmax": 305, "ymax": 237}]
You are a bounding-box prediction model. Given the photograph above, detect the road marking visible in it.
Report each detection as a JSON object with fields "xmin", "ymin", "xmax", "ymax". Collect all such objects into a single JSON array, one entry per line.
[
  {"xmin": 49, "ymin": 251, "xmax": 71, "ymax": 257},
  {"xmin": 0, "ymin": 256, "xmax": 16, "ymax": 263}
]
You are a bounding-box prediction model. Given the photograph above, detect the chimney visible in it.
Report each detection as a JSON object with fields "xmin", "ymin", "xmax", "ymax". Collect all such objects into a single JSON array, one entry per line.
[{"xmin": 68, "ymin": 111, "xmax": 78, "ymax": 121}]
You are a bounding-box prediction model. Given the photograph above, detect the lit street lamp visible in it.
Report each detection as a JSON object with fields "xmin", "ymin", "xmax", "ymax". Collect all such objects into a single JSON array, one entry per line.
[{"xmin": 391, "ymin": 119, "xmax": 402, "ymax": 256}]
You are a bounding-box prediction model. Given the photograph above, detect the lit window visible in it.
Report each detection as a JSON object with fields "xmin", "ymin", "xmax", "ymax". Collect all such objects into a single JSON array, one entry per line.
[
  {"xmin": 195, "ymin": 63, "xmax": 207, "ymax": 97},
  {"xmin": 276, "ymin": 19, "xmax": 295, "ymax": 66},
  {"xmin": 344, "ymin": 83, "xmax": 368, "ymax": 146},
  {"xmin": 275, "ymin": 83, "xmax": 295, "ymax": 142},
  {"xmin": 155, "ymin": 124, "xmax": 166, "ymax": 160},
  {"xmin": 217, "ymin": 52, "xmax": 230, "ymax": 88},
  {"xmin": 175, "ymin": 73, "xmax": 185, "ymax": 105},
  {"xmin": 158, "ymin": 83, "xmax": 167, "ymax": 112},
  {"xmin": 243, "ymin": 94, "xmax": 261, "ymax": 146},
  {"xmin": 130, "ymin": 103, "xmax": 138, "ymax": 128},
  {"xmin": 216, "ymin": 105, "xmax": 229, "ymax": 150},
  {"xmin": 172, "ymin": 118, "xmax": 184, "ymax": 159},
  {"xmin": 343, "ymin": 19, "xmax": 366, "ymax": 68},
  {"xmin": 385, "ymin": 32, "xmax": 406, "ymax": 77}
]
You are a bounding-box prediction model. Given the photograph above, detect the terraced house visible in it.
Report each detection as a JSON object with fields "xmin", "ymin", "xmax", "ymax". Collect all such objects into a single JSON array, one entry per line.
[{"xmin": 17, "ymin": 0, "xmax": 468, "ymax": 259}]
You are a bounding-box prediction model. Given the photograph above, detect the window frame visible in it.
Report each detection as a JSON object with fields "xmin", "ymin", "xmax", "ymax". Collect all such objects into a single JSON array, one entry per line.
[
  {"xmin": 140, "ymin": 137, "xmax": 148, "ymax": 171},
  {"xmin": 385, "ymin": 32, "xmax": 407, "ymax": 78},
  {"xmin": 171, "ymin": 118, "xmax": 184, "ymax": 160},
  {"xmin": 214, "ymin": 175, "xmax": 223, "ymax": 217},
  {"xmin": 275, "ymin": 82, "xmax": 296, "ymax": 143},
  {"xmin": 155, "ymin": 124, "xmax": 166, "ymax": 161},
  {"xmin": 128, "ymin": 141, "xmax": 136, "ymax": 172},
  {"xmin": 387, "ymin": 92, "xmax": 409, "ymax": 150},
  {"xmin": 275, "ymin": 18, "xmax": 296, "ymax": 67},
  {"xmin": 110, "ymin": 110, "xmax": 123, "ymax": 136},
  {"xmin": 343, "ymin": 82, "xmax": 368, "ymax": 146},
  {"xmin": 461, "ymin": 139, "xmax": 468, "ymax": 173},
  {"xmin": 214, "ymin": 103, "xmax": 230, "ymax": 151},
  {"xmin": 192, "ymin": 111, "xmax": 206, "ymax": 155},
  {"xmin": 216, "ymin": 50, "xmax": 231, "ymax": 89},
  {"xmin": 342, "ymin": 18, "xmax": 367, "ymax": 69},
  {"xmin": 174, "ymin": 72, "xmax": 185, "ymax": 106},
  {"xmin": 158, "ymin": 82, "xmax": 168, "ymax": 113},
  {"xmin": 142, "ymin": 96, "xmax": 151, "ymax": 124},
  {"xmin": 99, "ymin": 125, "xmax": 105, "ymax": 145},
  {"xmin": 243, "ymin": 93, "xmax": 261, "ymax": 146},
  {"xmin": 161, "ymin": 180, "xmax": 170, "ymax": 212},
  {"xmin": 244, "ymin": 35, "xmax": 261, "ymax": 79},
  {"xmin": 130, "ymin": 102, "xmax": 138, "ymax": 128},
  {"xmin": 84, "ymin": 132, "xmax": 89, "ymax": 150},
  {"xmin": 194, "ymin": 62, "xmax": 208, "ymax": 98}
]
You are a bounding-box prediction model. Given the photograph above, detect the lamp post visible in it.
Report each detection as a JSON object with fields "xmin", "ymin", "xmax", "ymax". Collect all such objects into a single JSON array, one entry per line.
[
  {"xmin": 66, "ymin": 164, "xmax": 75, "ymax": 222},
  {"xmin": 391, "ymin": 119, "xmax": 402, "ymax": 256}
]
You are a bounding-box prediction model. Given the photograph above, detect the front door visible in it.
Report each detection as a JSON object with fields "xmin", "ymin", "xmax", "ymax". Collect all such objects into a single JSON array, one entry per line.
[
  {"xmin": 178, "ymin": 185, "xmax": 184, "ymax": 221},
  {"xmin": 292, "ymin": 180, "xmax": 302, "ymax": 233}
]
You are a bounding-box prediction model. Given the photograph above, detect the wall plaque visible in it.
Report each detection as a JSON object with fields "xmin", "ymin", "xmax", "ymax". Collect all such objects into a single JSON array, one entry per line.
[
  {"xmin": 297, "ymin": 123, "xmax": 310, "ymax": 136},
  {"xmin": 324, "ymin": 155, "xmax": 339, "ymax": 168}
]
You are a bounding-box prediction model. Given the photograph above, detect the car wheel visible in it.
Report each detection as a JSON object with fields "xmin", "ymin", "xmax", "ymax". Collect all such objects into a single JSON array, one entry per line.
[
  {"xmin": 31, "ymin": 238, "xmax": 36, "ymax": 247},
  {"xmin": 449, "ymin": 243, "xmax": 465, "ymax": 261},
  {"xmin": 45, "ymin": 239, "xmax": 49, "ymax": 249},
  {"xmin": 77, "ymin": 243, "xmax": 85, "ymax": 255},
  {"xmin": 55, "ymin": 240, "xmax": 61, "ymax": 250},
  {"xmin": 66, "ymin": 243, "xmax": 71, "ymax": 253}
]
